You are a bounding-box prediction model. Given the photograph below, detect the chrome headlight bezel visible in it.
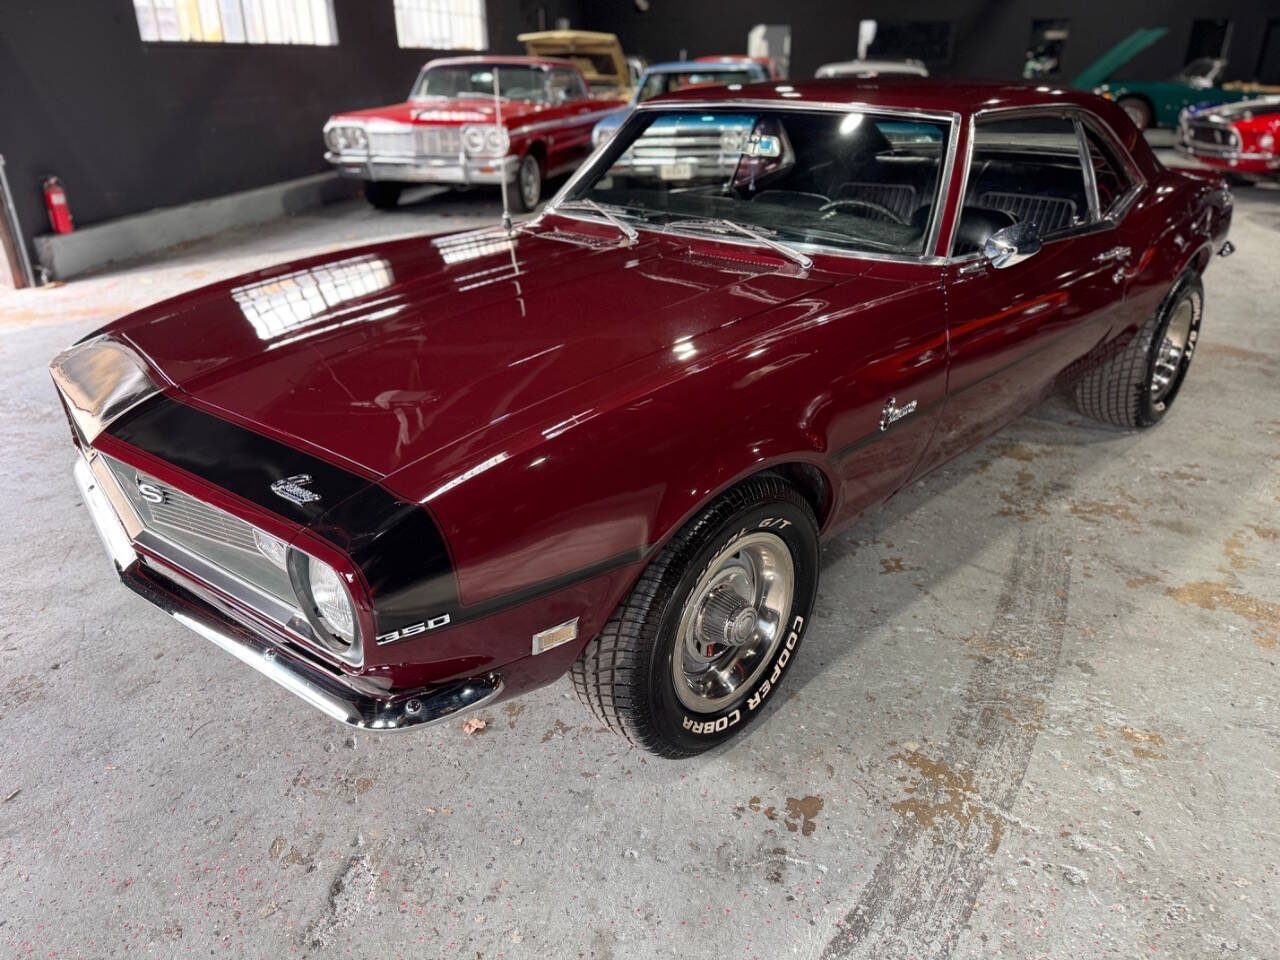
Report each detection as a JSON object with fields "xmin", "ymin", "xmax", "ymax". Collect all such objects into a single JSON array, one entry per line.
[
  {"xmin": 325, "ymin": 124, "xmax": 368, "ymax": 153},
  {"xmin": 462, "ymin": 124, "xmax": 509, "ymax": 157},
  {"xmin": 49, "ymin": 335, "xmax": 160, "ymax": 444},
  {"xmin": 287, "ymin": 549, "xmax": 360, "ymax": 655}
]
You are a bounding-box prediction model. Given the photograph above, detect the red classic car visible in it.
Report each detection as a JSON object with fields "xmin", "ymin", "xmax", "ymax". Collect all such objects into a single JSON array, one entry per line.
[
  {"xmin": 324, "ymin": 56, "xmax": 625, "ymax": 211},
  {"xmin": 1178, "ymin": 97, "xmax": 1280, "ymax": 181},
  {"xmin": 53, "ymin": 79, "xmax": 1232, "ymax": 756}
]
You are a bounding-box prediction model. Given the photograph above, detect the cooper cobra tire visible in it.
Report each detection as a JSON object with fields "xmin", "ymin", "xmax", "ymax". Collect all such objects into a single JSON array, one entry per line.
[
  {"xmin": 363, "ymin": 182, "xmax": 403, "ymax": 210},
  {"xmin": 1074, "ymin": 272, "xmax": 1203, "ymax": 428},
  {"xmin": 571, "ymin": 474, "xmax": 819, "ymax": 758}
]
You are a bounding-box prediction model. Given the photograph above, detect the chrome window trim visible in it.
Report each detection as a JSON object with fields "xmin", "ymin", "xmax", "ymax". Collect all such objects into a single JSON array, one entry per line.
[
  {"xmin": 542, "ymin": 99, "xmax": 962, "ymax": 267},
  {"xmin": 945, "ymin": 103, "xmax": 1151, "ymax": 259},
  {"xmin": 1075, "ymin": 117, "xmax": 1102, "ymax": 221}
]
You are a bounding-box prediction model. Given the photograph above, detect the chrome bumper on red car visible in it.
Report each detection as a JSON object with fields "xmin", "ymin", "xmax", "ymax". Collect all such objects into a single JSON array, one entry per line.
[
  {"xmin": 325, "ymin": 151, "xmax": 519, "ymax": 185},
  {"xmin": 72, "ymin": 455, "xmax": 503, "ymax": 731}
]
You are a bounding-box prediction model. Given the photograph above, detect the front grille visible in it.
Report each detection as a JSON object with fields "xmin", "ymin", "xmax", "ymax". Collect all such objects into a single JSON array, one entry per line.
[
  {"xmin": 147, "ymin": 485, "xmax": 258, "ymax": 552},
  {"xmin": 1185, "ymin": 121, "xmax": 1239, "ymax": 152},
  {"xmin": 102, "ymin": 455, "xmax": 296, "ymax": 607},
  {"xmin": 619, "ymin": 120, "xmax": 754, "ymax": 176},
  {"xmin": 368, "ymin": 125, "xmax": 462, "ymax": 157}
]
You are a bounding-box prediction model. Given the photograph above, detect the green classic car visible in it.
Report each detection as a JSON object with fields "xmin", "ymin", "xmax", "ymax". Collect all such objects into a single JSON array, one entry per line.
[{"xmin": 1074, "ymin": 27, "xmax": 1267, "ymax": 130}]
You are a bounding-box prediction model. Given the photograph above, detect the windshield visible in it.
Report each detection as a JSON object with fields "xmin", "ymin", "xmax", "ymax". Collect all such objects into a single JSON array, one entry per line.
[
  {"xmin": 1173, "ymin": 58, "xmax": 1220, "ymax": 83},
  {"xmin": 562, "ymin": 107, "xmax": 952, "ymax": 257},
  {"xmin": 638, "ymin": 69, "xmax": 761, "ymax": 102},
  {"xmin": 413, "ymin": 65, "xmax": 548, "ymax": 102}
]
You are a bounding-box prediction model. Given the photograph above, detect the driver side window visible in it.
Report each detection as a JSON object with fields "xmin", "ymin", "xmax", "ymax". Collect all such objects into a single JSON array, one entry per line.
[{"xmin": 549, "ymin": 68, "xmax": 587, "ymax": 103}]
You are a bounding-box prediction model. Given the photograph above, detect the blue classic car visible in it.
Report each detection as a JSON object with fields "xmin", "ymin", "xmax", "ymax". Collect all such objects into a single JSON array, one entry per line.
[{"xmin": 591, "ymin": 59, "xmax": 770, "ymax": 146}]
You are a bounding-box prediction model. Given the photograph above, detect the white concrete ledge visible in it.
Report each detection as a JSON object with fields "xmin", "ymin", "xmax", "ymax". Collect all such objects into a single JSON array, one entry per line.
[{"xmin": 33, "ymin": 172, "xmax": 358, "ymax": 281}]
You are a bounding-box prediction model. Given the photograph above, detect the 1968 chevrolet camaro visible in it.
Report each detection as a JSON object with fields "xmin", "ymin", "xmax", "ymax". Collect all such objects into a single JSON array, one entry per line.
[{"xmin": 52, "ymin": 79, "xmax": 1232, "ymax": 757}]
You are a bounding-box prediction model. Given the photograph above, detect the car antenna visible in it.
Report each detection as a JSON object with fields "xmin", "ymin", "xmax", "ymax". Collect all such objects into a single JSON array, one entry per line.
[{"xmin": 493, "ymin": 67, "xmax": 513, "ymax": 233}]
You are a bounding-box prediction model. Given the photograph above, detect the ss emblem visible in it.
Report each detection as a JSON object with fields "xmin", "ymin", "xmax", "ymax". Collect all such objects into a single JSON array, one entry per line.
[{"xmin": 135, "ymin": 477, "xmax": 165, "ymax": 505}]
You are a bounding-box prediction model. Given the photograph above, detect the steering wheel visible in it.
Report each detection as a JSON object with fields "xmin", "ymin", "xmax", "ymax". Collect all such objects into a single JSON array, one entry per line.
[{"xmin": 819, "ymin": 198, "xmax": 908, "ymax": 225}]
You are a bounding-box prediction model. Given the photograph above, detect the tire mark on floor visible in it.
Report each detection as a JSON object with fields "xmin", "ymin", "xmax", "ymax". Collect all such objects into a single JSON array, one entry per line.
[{"xmin": 823, "ymin": 527, "xmax": 1070, "ymax": 960}]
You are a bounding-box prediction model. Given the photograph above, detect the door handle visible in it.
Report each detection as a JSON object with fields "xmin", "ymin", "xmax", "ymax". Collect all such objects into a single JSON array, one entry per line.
[{"xmin": 1095, "ymin": 245, "xmax": 1131, "ymax": 263}]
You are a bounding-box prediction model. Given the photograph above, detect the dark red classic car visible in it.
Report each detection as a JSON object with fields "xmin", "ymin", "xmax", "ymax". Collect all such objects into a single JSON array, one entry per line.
[
  {"xmin": 53, "ymin": 79, "xmax": 1232, "ymax": 757},
  {"xmin": 324, "ymin": 55, "xmax": 625, "ymax": 211}
]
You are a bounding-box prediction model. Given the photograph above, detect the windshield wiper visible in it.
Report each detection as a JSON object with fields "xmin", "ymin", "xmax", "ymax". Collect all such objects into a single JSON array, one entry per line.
[
  {"xmin": 664, "ymin": 218, "xmax": 813, "ymax": 271},
  {"xmin": 555, "ymin": 199, "xmax": 639, "ymax": 246}
]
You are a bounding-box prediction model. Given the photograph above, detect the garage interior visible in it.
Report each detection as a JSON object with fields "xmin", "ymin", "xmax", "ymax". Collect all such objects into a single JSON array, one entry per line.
[{"xmin": 1, "ymin": 2, "xmax": 1277, "ymax": 958}]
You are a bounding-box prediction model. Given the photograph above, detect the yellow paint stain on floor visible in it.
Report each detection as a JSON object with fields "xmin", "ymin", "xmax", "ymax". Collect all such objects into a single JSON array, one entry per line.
[
  {"xmin": 1166, "ymin": 581, "xmax": 1280, "ymax": 648},
  {"xmin": 890, "ymin": 750, "xmax": 1003, "ymax": 854},
  {"xmin": 1069, "ymin": 500, "xmax": 1140, "ymax": 526}
]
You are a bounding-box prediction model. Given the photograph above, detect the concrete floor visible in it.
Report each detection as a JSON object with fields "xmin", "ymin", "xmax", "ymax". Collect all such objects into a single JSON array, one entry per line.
[{"xmin": 1, "ymin": 159, "xmax": 1277, "ymax": 960}]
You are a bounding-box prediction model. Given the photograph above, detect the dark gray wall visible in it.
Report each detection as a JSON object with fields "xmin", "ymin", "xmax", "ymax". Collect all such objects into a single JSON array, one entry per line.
[
  {"xmin": 0, "ymin": 0, "xmax": 577, "ymax": 259},
  {"xmin": 580, "ymin": 1, "xmax": 1279, "ymax": 85},
  {"xmin": 4, "ymin": 0, "xmax": 1279, "ymax": 268}
]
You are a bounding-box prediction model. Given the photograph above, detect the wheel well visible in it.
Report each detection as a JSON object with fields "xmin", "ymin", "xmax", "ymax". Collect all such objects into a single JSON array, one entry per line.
[
  {"xmin": 526, "ymin": 141, "xmax": 547, "ymax": 169},
  {"xmin": 1117, "ymin": 92, "xmax": 1155, "ymax": 116},
  {"xmin": 1189, "ymin": 246, "xmax": 1211, "ymax": 275},
  {"xmin": 764, "ymin": 462, "xmax": 833, "ymax": 528}
]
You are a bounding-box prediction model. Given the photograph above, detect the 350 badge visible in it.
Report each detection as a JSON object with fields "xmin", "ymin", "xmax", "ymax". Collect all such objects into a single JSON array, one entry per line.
[{"xmin": 375, "ymin": 613, "xmax": 451, "ymax": 645}]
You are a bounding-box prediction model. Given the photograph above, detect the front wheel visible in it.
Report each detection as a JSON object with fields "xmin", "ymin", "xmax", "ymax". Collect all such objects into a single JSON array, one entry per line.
[
  {"xmin": 511, "ymin": 153, "xmax": 542, "ymax": 212},
  {"xmin": 571, "ymin": 475, "xmax": 819, "ymax": 757},
  {"xmin": 1074, "ymin": 273, "xmax": 1203, "ymax": 428}
]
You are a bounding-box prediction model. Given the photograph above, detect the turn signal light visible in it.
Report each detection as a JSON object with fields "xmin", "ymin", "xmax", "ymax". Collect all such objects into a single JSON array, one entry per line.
[{"xmin": 532, "ymin": 618, "xmax": 579, "ymax": 655}]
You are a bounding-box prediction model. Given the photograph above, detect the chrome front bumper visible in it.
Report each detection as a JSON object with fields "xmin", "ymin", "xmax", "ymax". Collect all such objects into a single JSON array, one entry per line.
[
  {"xmin": 1175, "ymin": 141, "xmax": 1280, "ymax": 169},
  {"xmin": 73, "ymin": 455, "xmax": 502, "ymax": 731},
  {"xmin": 326, "ymin": 151, "xmax": 519, "ymax": 185}
]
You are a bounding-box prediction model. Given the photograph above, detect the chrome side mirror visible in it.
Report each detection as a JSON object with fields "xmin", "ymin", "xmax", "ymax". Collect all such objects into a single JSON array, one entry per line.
[{"xmin": 984, "ymin": 221, "xmax": 1042, "ymax": 269}]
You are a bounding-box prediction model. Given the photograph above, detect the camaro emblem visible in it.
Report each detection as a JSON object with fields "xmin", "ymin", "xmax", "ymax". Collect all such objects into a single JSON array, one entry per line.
[
  {"xmin": 879, "ymin": 397, "xmax": 918, "ymax": 432},
  {"xmin": 270, "ymin": 474, "xmax": 321, "ymax": 506},
  {"xmin": 136, "ymin": 476, "xmax": 166, "ymax": 505}
]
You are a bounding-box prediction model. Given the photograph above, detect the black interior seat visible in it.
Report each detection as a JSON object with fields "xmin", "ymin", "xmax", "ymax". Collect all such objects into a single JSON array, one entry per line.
[
  {"xmin": 750, "ymin": 190, "xmax": 830, "ymax": 210},
  {"xmin": 833, "ymin": 181, "xmax": 918, "ymax": 221}
]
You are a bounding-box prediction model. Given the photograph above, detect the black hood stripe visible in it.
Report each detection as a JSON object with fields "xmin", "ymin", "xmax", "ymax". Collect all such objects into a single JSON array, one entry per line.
[
  {"xmin": 105, "ymin": 394, "xmax": 646, "ymax": 639},
  {"xmin": 107, "ymin": 394, "xmax": 460, "ymax": 632}
]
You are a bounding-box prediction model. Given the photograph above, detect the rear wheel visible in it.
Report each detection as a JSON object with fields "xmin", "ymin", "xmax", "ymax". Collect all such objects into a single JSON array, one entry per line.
[
  {"xmin": 571, "ymin": 475, "xmax": 819, "ymax": 757},
  {"xmin": 363, "ymin": 182, "xmax": 403, "ymax": 210},
  {"xmin": 1117, "ymin": 96, "xmax": 1152, "ymax": 131},
  {"xmin": 1074, "ymin": 273, "xmax": 1202, "ymax": 428}
]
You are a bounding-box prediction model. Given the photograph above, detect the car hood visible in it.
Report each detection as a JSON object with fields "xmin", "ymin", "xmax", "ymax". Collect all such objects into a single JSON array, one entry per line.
[
  {"xmin": 1073, "ymin": 26, "xmax": 1168, "ymax": 89},
  {"xmin": 330, "ymin": 98, "xmax": 550, "ymax": 127},
  {"xmin": 108, "ymin": 225, "xmax": 846, "ymax": 481}
]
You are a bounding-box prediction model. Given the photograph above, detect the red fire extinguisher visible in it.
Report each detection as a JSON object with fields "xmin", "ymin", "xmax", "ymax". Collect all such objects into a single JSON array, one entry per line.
[{"xmin": 43, "ymin": 176, "xmax": 74, "ymax": 234}]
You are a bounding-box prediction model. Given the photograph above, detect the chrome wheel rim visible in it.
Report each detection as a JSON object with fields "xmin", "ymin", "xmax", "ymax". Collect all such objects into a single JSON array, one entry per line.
[
  {"xmin": 520, "ymin": 156, "xmax": 540, "ymax": 208},
  {"xmin": 1151, "ymin": 298, "xmax": 1195, "ymax": 403},
  {"xmin": 672, "ymin": 532, "xmax": 794, "ymax": 714}
]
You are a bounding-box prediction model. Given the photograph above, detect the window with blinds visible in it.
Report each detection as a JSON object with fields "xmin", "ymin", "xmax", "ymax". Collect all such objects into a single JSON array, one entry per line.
[
  {"xmin": 133, "ymin": 0, "xmax": 338, "ymax": 45},
  {"xmin": 393, "ymin": 0, "xmax": 488, "ymax": 51}
]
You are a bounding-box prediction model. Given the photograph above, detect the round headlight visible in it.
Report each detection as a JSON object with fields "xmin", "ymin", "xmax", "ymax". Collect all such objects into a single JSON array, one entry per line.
[
  {"xmin": 462, "ymin": 125, "xmax": 488, "ymax": 155},
  {"xmin": 350, "ymin": 127, "xmax": 368, "ymax": 149},
  {"xmin": 485, "ymin": 127, "xmax": 508, "ymax": 154},
  {"xmin": 307, "ymin": 558, "xmax": 356, "ymax": 644},
  {"xmin": 1259, "ymin": 132, "xmax": 1276, "ymax": 151},
  {"xmin": 325, "ymin": 127, "xmax": 344, "ymax": 151}
]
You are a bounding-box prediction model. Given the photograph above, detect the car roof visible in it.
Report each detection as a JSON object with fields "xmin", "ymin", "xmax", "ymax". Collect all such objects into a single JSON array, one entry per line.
[
  {"xmin": 424, "ymin": 55, "xmax": 574, "ymax": 71},
  {"xmin": 646, "ymin": 76, "xmax": 1106, "ymax": 117},
  {"xmin": 646, "ymin": 60, "xmax": 766, "ymax": 73}
]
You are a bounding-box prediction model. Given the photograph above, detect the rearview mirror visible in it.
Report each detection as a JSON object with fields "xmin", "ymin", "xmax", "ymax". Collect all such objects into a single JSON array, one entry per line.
[{"xmin": 984, "ymin": 221, "xmax": 1042, "ymax": 269}]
